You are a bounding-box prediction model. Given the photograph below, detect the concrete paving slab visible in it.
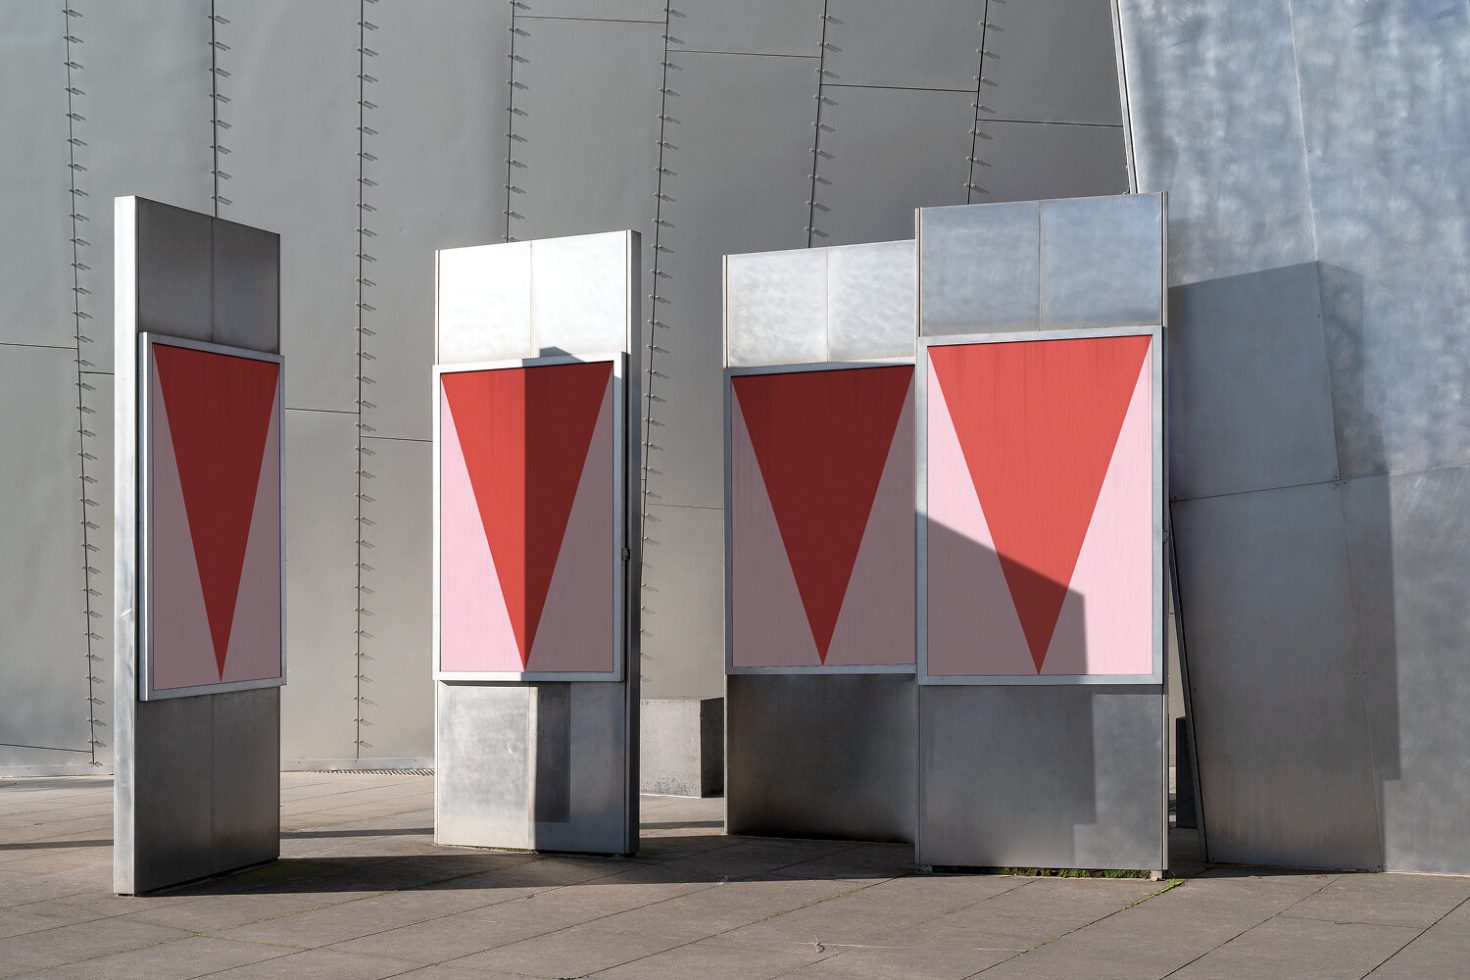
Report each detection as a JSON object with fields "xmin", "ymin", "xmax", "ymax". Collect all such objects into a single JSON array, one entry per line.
[{"xmin": 1169, "ymin": 915, "xmax": 1420, "ymax": 979}]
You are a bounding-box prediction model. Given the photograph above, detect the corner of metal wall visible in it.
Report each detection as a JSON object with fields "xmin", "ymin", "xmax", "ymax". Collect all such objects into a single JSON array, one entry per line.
[{"xmin": 1108, "ymin": 0, "xmax": 1139, "ymax": 195}]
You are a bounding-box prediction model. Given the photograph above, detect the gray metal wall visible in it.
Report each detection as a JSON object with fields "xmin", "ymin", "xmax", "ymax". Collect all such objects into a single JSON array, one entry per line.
[
  {"xmin": 1118, "ymin": 1, "xmax": 1470, "ymax": 874},
  {"xmin": 0, "ymin": 0, "xmax": 1126, "ymax": 770}
]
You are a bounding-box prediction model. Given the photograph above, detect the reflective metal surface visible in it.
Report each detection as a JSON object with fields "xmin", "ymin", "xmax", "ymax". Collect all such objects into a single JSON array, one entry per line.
[
  {"xmin": 727, "ymin": 674, "xmax": 915, "ymax": 844},
  {"xmin": 671, "ymin": 0, "xmax": 822, "ymax": 56},
  {"xmin": 827, "ymin": 241, "xmax": 916, "ymax": 362},
  {"xmin": 435, "ymin": 683, "xmax": 534, "ymax": 850},
  {"xmin": 437, "ymin": 243, "xmax": 533, "ymax": 365},
  {"xmin": 917, "ymin": 685, "xmax": 1164, "ymax": 871},
  {"xmin": 725, "ymin": 249, "xmax": 828, "ymax": 367},
  {"xmin": 822, "ymin": 1, "xmax": 981, "ymax": 91},
  {"xmin": 919, "ymin": 202, "xmax": 1040, "ymax": 335},
  {"xmin": 1040, "ymin": 194, "xmax": 1162, "ymax": 329},
  {"xmin": 211, "ymin": 218, "xmax": 281, "ymax": 353},
  {"xmin": 530, "ymin": 233, "xmax": 640, "ymax": 357},
  {"xmin": 980, "ymin": 0, "xmax": 1124, "ymax": 126}
]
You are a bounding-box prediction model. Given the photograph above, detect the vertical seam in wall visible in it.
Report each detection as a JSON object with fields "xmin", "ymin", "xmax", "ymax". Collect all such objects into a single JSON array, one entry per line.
[
  {"xmin": 805, "ymin": 2, "xmax": 831, "ymax": 246},
  {"xmin": 354, "ymin": 1, "xmax": 379, "ymax": 758},
  {"xmin": 1109, "ymin": 0, "xmax": 1138, "ymax": 193},
  {"xmin": 504, "ymin": 0, "xmax": 522, "ymax": 242},
  {"xmin": 62, "ymin": 5, "xmax": 100, "ymax": 766},
  {"xmin": 965, "ymin": 0, "xmax": 992, "ymax": 203},
  {"xmin": 209, "ymin": 2, "xmax": 220, "ymax": 217}
]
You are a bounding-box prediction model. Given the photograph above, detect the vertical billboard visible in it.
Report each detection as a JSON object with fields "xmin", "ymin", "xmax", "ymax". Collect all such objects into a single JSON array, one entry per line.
[
  {"xmin": 140, "ymin": 335, "xmax": 285, "ymax": 700},
  {"xmin": 919, "ymin": 328, "xmax": 1162, "ymax": 684},
  {"xmin": 435, "ymin": 355, "xmax": 625, "ymax": 680},
  {"xmin": 727, "ymin": 363, "xmax": 915, "ymax": 673}
]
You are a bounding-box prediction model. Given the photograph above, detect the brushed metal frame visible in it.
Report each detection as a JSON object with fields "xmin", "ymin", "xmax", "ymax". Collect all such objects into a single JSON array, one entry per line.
[
  {"xmin": 723, "ymin": 358, "xmax": 918, "ymax": 676},
  {"xmin": 915, "ymin": 325, "xmax": 1165, "ymax": 686},
  {"xmin": 432, "ymin": 352, "xmax": 629, "ymax": 684},
  {"xmin": 137, "ymin": 332, "xmax": 286, "ymax": 701}
]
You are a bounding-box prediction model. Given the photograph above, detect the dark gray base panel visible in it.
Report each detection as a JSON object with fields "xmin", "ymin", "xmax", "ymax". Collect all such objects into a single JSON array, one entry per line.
[
  {"xmin": 726, "ymin": 673, "xmax": 916, "ymax": 844},
  {"xmin": 114, "ymin": 687, "xmax": 280, "ymax": 894},
  {"xmin": 917, "ymin": 685, "xmax": 1165, "ymax": 871}
]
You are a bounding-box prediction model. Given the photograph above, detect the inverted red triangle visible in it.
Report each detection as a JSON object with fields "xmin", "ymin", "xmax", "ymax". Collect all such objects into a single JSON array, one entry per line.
[
  {"xmin": 929, "ymin": 336, "xmax": 1150, "ymax": 672},
  {"xmin": 442, "ymin": 361, "xmax": 612, "ymax": 666},
  {"xmin": 734, "ymin": 367, "xmax": 912, "ymax": 662},
  {"xmin": 153, "ymin": 345, "xmax": 280, "ymax": 678}
]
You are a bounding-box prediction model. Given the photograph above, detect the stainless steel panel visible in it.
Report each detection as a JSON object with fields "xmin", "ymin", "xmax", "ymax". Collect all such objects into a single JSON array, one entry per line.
[
  {"xmin": 530, "ymin": 232, "xmax": 638, "ymax": 357},
  {"xmin": 1167, "ymin": 263, "xmax": 1340, "ymax": 500},
  {"xmin": 727, "ymin": 674, "xmax": 915, "ymax": 843},
  {"xmin": 0, "ymin": 3, "xmax": 73, "ymax": 347},
  {"xmin": 822, "ymin": 0, "xmax": 982, "ymax": 91},
  {"xmin": 918, "ymin": 202, "xmax": 1039, "ymax": 336},
  {"xmin": 827, "ymin": 241, "xmax": 916, "ymax": 362},
  {"xmin": 917, "ymin": 685, "xmax": 1165, "ymax": 871},
  {"xmin": 218, "ymin": 0, "xmax": 359, "ymax": 413},
  {"xmin": 436, "ymin": 682, "xmax": 534, "ymax": 850},
  {"xmin": 1115, "ymin": 0, "xmax": 1316, "ymax": 285},
  {"xmin": 211, "ymin": 219, "xmax": 280, "ymax": 353},
  {"xmin": 640, "ymin": 503, "xmax": 725, "ymax": 698},
  {"xmin": 1342, "ymin": 467, "xmax": 1470, "ymax": 875},
  {"xmin": 535, "ymin": 681, "xmax": 636, "ymax": 854},
  {"xmin": 970, "ymin": 119, "xmax": 1127, "ymax": 205},
  {"xmin": 1172, "ymin": 482, "xmax": 1382, "ymax": 870},
  {"xmin": 84, "ymin": 372, "xmax": 115, "ymax": 770},
  {"xmin": 979, "ymin": 0, "xmax": 1124, "ymax": 126},
  {"xmin": 366, "ymin": 0, "xmax": 510, "ymax": 441},
  {"xmin": 207, "ymin": 688, "xmax": 281, "ymax": 873},
  {"xmin": 1040, "ymin": 193, "xmax": 1162, "ymax": 329},
  {"xmin": 522, "ymin": 0, "xmax": 665, "ymax": 22},
  {"xmin": 280, "ymin": 408, "xmax": 360, "ymax": 765},
  {"xmin": 1287, "ymin": 3, "xmax": 1470, "ymax": 479},
  {"xmin": 358, "ymin": 436, "xmax": 433, "ymax": 762},
  {"xmin": 0, "ymin": 348, "xmax": 92, "ymax": 767},
  {"xmin": 810, "ymin": 86, "xmax": 971, "ymax": 247},
  {"xmin": 725, "ymin": 248, "xmax": 828, "ymax": 367},
  {"xmin": 129, "ymin": 694, "xmax": 217, "ymax": 890},
  {"xmin": 437, "ymin": 242, "xmax": 533, "ymax": 365},
  {"xmin": 72, "ymin": 0, "xmax": 214, "ymax": 372},
  {"xmin": 134, "ymin": 201, "xmax": 213, "ymax": 343},
  {"xmin": 672, "ymin": 0, "xmax": 824, "ymax": 57}
]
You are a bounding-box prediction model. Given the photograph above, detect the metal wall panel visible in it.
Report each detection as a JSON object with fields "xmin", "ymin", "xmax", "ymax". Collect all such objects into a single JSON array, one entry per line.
[
  {"xmin": 366, "ymin": 0, "xmax": 510, "ymax": 442},
  {"xmin": 979, "ymin": 0, "xmax": 1123, "ymax": 125},
  {"xmin": 827, "ymin": 241, "xmax": 915, "ymax": 361},
  {"xmin": 810, "ymin": 86, "xmax": 972, "ymax": 247},
  {"xmin": 521, "ymin": 0, "xmax": 665, "ymax": 22},
  {"xmin": 437, "ymin": 242, "xmax": 534, "ymax": 364},
  {"xmin": 358, "ymin": 436, "xmax": 433, "ymax": 763},
  {"xmin": 1040, "ymin": 194, "xmax": 1162, "ymax": 328},
  {"xmin": 822, "ymin": 0, "xmax": 981, "ymax": 91},
  {"xmin": 1172, "ymin": 482, "xmax": 1381, "ymax": 870},
  {"xmin": 969, "ymin": 120, "xmax": 1127, "ymax": 205},
  {"xmin": 0, "ymin": 348, "xmax": 92, "ymax": 769},
  {"xmin": 725, "ymin": 249, "xmax": 828, "ymax": 367},
  {"xmin": 672, "ymin": 0, "xmax": 824, "ymax": 56},
  {"xmin": 530, "ymin": 233, "xmax": 640, "ymax": 356},
  {"xmin": 1342, "ymin": 466, "xmax": 1470, "ymax": 876},
  {"xmin": 134, "ymin": 200, "xmax": 213, "ymax": 344},
  {"xmin": 0, "ymin": 3, "xmax": 73, "ymax": 347},
  {"xmin": 640, "ymin": 502, "xmax": 725, "ymax": 698},
  {"xmin": 72, "ymin": 0, "xmax": 213, "ymax": 373},
  {"xmin": 919, "ymin": 202, "xmax": 1040, "ymax": 335},
  {"xmin": 280, "ymin": 408, "xmax": 360, "ymax": 765},
  {"xmin": 82, "ymin": 372, "xmax": 115, "ymax": 770},
  {"xmin": 1116, "ymin": 0, "xmax": 1316, "ymax": 285},
  {"xmin": 1167, "ymin": 263, "xmax": 1340, "ymax": 500},
  {"xmin": 917, "ymin": 685, "xmax": 1164, "ymax": 871},
  {"xmin": 218, "ymin": 0, "xmax": 359, "ymax": 414},
  {"xmin": 727, "ymin": 674, "xmax": 915, "ymax": 843},
  {"xmin": 436, "ymin": 683, "xmax": 533, "ymax": 850},
  {"xmin": 211, "ymin": 219, "xmax": 281, "ymax": 354}
]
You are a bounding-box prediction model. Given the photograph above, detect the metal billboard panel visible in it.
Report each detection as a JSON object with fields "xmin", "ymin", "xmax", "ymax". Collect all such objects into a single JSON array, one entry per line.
[
  {"xmin": 917, "ymin": 328, "xmax": 1163, "ymax": 686},
  {"xmin": 434, "ymin": 355, "xmax": 626, "ymax": 682},
  {"xmin": 918, "ymin": 202, "xmax": 1040, "ymax": 336},
  {"xmin": 724, "ymin": 249, "xmax": 828, "ymax": 368},
  {"xmin": 827, "ymin": 240, "xmax": 916, "ymax": 361},
  {"xmin": 1040, "ymin": 194, "xmax": 1163, "ymax": 329},
  {"xmin": 726, "ymin": 362, "xmax": 915, "ymax": 674},
  {"xmin": 436, "ymin": 242, "xmax": 534, "ymax": 364},
  {"xmin": 139, "ymin": 334, "xmax": 285, "ymax": 701}
]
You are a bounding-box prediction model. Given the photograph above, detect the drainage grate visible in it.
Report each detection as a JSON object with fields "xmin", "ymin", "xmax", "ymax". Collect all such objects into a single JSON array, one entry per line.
[{"xmin": 303, "ymin": 768, "xmax": 433, "ymax": 776}]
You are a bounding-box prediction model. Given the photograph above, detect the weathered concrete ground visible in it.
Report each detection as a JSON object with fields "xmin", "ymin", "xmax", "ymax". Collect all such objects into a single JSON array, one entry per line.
[{"xmin": 1, "ymin": 773, "xmax": 1467, "ymax": 978}]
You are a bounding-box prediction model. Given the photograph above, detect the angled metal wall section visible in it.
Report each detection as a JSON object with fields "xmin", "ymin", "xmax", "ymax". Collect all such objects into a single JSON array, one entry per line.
[{"xmin": 1117, "ymin": 0, "xmax": 1470, "ymax": 874}]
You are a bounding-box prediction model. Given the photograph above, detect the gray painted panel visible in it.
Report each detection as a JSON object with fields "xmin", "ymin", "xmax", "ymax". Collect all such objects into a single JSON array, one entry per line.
[
  {"xmin": 917, "ymin": 686, "xmax": 1164, "ymax": 871},
  {"xmin": 130, "ymin": 694, "xmax": 217, "ymax": 889},
  {"xmin": 812, "ymin": 86, "xmax": 972, "ymax": 248},
  {"xmin": 1116, "ymin": 0, "xmax": 1316, "ymax": 285},
  {"xmin": 134, "ymin": 201, "xmax": 213, "ymax": 344},
  {"xmin": 1040, "ymin": 193, "xmax": 1161, "ymax": 328},
  {"xmin": 280, "ymin": 408, "xmax": 359, "ymax": 764},
  {"xmin": 358, "ymin": 437, "xmax": 433, "ymax": 762},
  {"xmin": 0, "ymin": 3, "xmax": 73, "ymax": 347},
  {"xmin": 71, "ymin": 0, "xmax": 214, "ymax": 372},
  {"xmin": 822, "ymin": 0, "xmax": 982, "ymax": 91},
  {"xmin": 672, "ymin": 0, "xmax": 824, "ymax": 56},
  {"xmin": 828, "ymin": 241, "xmax": 916, "ymax": 362},
  {"xmin": 367, "ymin": 0, "xmax": 510, "ymax": 440},
  {"xmin": 971, "ymin": 120, "xmax": 1127, "ymax": 205},
  {"xmin": 212, "ymin": 219, "xmax": 280, "ymax": 353},
  {"xmin": 536, "ymin": 681, "xmax": 635, "ymax": 854},
  {"xmin": 218, "ymin": 0, "xmax": 359, "ymax": 413},
  {"xmin": 1342, "ymin": 467, "xmax": 1470, "ymax": 875},
  {"xmin": 727, "ymin": 674, "xmax": 915, "ymax": 844},
  {"xmin": 522, "ymin": 0, "xmax": 665, "ymax": 22},
  {"xmin": 208, "ymin": 688, "xmax": 281, "ymax": 869},
  {"xmin": 1288, "ymin": 4, "xmax": 1470, "ymax": 479},
  {"xmin": 980, "ymin": 0, "xmax": 1123, "ymax": 125},
  {"xmin": 0, "ymin": 348, "xmax": 91, "ymax": 765},
  {"xmin": 530, "ymin": 233, "xmax": 638, "ymax": 357},
  {"xmin": 639, "ymin": 503, "xmax": 724, "ymax": 699},
  {"xmin": 725, "ymin": 249, "xmax": 827, "ymax": 367},
  {"xmin": 919, "ymin": 201, "xmax": 1039, "ymax": 335},
  {"xmin": 1172, "ymin": 482, "xmax": 1382, "ymax": 870},
  {"xmin": 436, "ymin": 683, "xmax": 534, "ymax": 850},
  {"xmin": 1167, "ymin": 263, "xmax": 1340, "ymax": 500}
]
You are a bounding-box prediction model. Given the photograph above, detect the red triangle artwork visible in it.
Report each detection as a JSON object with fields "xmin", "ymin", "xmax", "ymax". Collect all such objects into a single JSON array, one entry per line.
[
  {"xmin": 731, "ymin": 366, "xmax": 914, "ymax": 666},
  {"xmin": 148, "ymin": 341, "xmax": 282, "ymax": 694},
  {"xmin": 926, "ymin": 335, "xmax": 1153, "ymax": 677},
  {"xmin": 439, "ymin": 361, "xmax": 616, "ymax": 674}
]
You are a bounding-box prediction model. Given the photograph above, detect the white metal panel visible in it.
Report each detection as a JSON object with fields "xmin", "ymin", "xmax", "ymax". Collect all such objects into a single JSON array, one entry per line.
[
  {"xmin": 724, "ymin": 248, "xmax": 828, "ymax": 367},
  {"xmin": 437, "ymin": 242, "xmax": 533, "ymax": 365},
  {"xmin": 530, "ymin": 233, "xmax": 637, "ymax": 357},
  {"xmin": 919, "ymin": 201, "xmax": 1040, "ymax": 335},
  {"xmin": 1040, "ymin": 193, "xmax": 1163, "ymax": 329},
  {"xmin": 827, "ymin": 240, "xmax": 916, "ymax": 362}
]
